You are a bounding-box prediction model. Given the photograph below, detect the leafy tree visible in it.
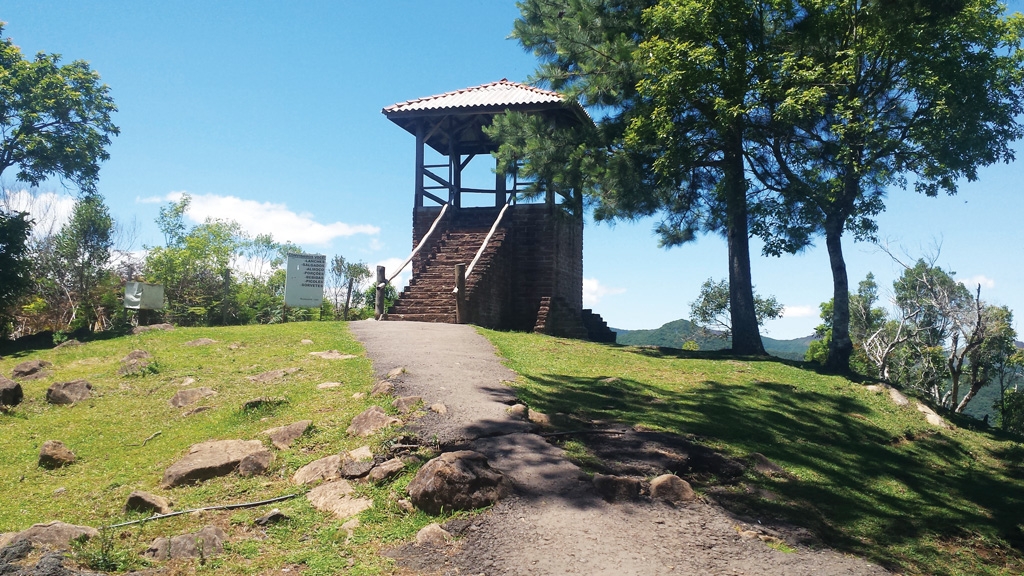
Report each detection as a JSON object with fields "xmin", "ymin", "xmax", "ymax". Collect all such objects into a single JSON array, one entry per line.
[
  {"xmin": 1001, "ymin": 388, "xmax": 1024, "ymax": 435},
  {"xmin": 994, "ymin": 350, "xmax": 1024, "ymax": 428},
  {"xmin": 54, "ymin": 194, "xmax": 113, "ymax": 330},
  {"xmin": 755, "ymin": 0, "xmax": 1024, "ymax": 373},
  {"xmin": 330, "ymin": 255, "xmax": 372, "ymax": 320},
  {"xmin": 0, "ymin": 24, "xmax": 119, "ymax": 194},
  {"xmin": 0, "ymin": 208, "xmax": 32, "ymax": 337},
  {"xmin": 689, "ymin": 278, "xmax": 782, "ymax": 342}
]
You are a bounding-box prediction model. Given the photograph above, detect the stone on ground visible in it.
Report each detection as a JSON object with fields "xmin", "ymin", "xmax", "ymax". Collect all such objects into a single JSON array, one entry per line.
[
  {"xmin": 347, "ymin": 406, "xmax": 401, "ymax": 437},
  {"xmin": 386, "ymin": 367, "xmax": 406, "ymax": 379},
  {"xmin": 248, "ymin": 367, "xmax": 300, "ymax": 383},
  {"xmin": 38, "ymin": 441, "xmax": 76, "ymax": 469},
  {"xmin": 45, "ymin": 380, "xmax": 92, "ymax": 405},
  {"xmin": 506, "ymin": 404, "xmax": 528, "ymax": 419},
  {"xmin": 119, "ymin": 350, "xmax": 154, "ymax": 376},
  {"xmin": 393, "ymin": 395, "xmax": 422, "ymax": 413},
  {"xmin": 407, "ymin": 451, "xmax": 507, "ymax": 514},
  {"xmin": 144, "ymin": 525, "xmax": 225, "ymax": 560},
  {"xmin": 306, "ymin": 480, "xmax": 373, "ymax": 519},
  {"xmin": 0, "ymin": 376, "xmax": 23, "ymax": 406},
  {"xmin": 300, "ymin": 339, "xmax": 313, "ymax": 345},
  {"xmin": 888, "ymin": 387, "xmax": 910, "ymax": 406},
  {"xmin": 264, "ymin": 420, "xmax": 312, "ymax": 449},
  {"xmin": 916, "ymin": 402, "xmax": 951, "ymax": 429},
  {"xmin": 592, "ymin": 473, "xmax": 642, "ymax": 502},
  {"xmin": 370, "ymin": 380, "xmax": 394, "ymax": 397},
  {"xmin": 650, "ymin": 474, "xmax": 695, "ymax": 503},
  {"xmin": 349, "ymin": 446, "xmax": 374, "ymax": 461},
  {"xmin": 131, "ymin": 323, "xmax": 174, "ymax": 334},
  {"xmin": 309, "ymin": 350, "xmax": 357, "ymax": 360},
  {"xmin": 747, "ymin": 453, "xmax": 786, "ymax": 477},
  {"xmin": 527, "ymin": 408, "xmax": 551, "ymax": 427},
  {"xmin": 12, "ymin": 360, "xmax": 51, "ymax": 381},
  {"xmin": 125, "ymin": 491, "xmax": 172, "ymax": 515},
  {"xmin": 368, "ymin": 458, "xmax": 405, "ymax": 483},
  {"xmin": 168, "ymin": 387, "xmax": 217, "ymax": 408},
  {"xmin": 255, "ymin": 509, "xmax": 288, "ymax": 526},
  {"xmin": 54, "ymin": 338, "xmax": 81, "ymax": 349},
  {"xmin": 429, "ymin": 403, "xmax": 448, "ymax": 415},
  {"xmin": 292, "ymin": 455, "xmax": 341, "ymax": 485},
  {"xmin": 2, "ymin": 521, "xmax": 97, "ymax": 549},
  {"xmin": 416, "ymin": 523, "xmax": 452, "ymax": 547},
  {"xmin": 184, "ymin": 338, "xmax": 217, "ymax": 346},
  {"xmin": 161, "ymin": 439, "xmax": 273, "ymax": 488},
  {"xmin": 318, "ymin": 381, "xmax": 342, "ymax": 389}
]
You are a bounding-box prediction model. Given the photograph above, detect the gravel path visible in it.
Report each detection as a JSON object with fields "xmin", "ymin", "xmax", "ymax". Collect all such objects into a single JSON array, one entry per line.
[{"xmin": 348, "ymin": 320, "xmax": 890, "ymax": 576}]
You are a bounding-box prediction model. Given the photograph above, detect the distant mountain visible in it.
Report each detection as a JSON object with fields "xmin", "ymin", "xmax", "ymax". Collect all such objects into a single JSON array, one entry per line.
[{"xmin": 613, "ymin": 318, "xmax": 815, "ymax": 360}]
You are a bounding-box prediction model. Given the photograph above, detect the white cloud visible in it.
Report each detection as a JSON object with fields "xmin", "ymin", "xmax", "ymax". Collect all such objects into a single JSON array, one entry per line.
[
  {"xmin": 135, "ymin": 195, "xmax": 166, "ymax": 204},
  {"xmin": 149, "ymin": 192, "xmax": 379, "ymax": 246},
  {"xmin": 3, "ymin": 188, "xmax": 76, "ymax": 237},
  {"xmin": 583, "ymin": 277, "xmax": 626, "ymax": 307},
  {"xmin": 782, "ymin": 305, "xmax": 817, "ymax": 319},
  {"xmin": 957, "ymin": 274, "xmax": 995, "ymax": 290}
]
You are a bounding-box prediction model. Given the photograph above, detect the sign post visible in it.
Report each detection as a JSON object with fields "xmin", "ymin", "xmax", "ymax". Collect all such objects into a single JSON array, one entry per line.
[{"xmin": 284, "ymin": 253, "xmax": 327, "ymax": 310}]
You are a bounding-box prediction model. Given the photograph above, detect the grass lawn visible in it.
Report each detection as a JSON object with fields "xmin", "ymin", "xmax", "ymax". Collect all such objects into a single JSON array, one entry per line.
[
  {"xmin": 0, "ymin": 322, "xmax": 441, "ymax": 575},
  {"xmin": 480, "ymin": 329, "xmax": 1024, "ymax": 576}
]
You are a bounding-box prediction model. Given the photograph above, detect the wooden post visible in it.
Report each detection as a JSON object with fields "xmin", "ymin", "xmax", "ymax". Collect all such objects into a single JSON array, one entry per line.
[
  {"xmin": 455, "ymin": 263, "xmax": 467, "ymax": 324},
  {"xmin": 495, "ymin": 161, "xmax": 507, "ymax": 207},
  {"xmin": 375, "ymin": 266, "xmax": 386, "ymax": 320}
]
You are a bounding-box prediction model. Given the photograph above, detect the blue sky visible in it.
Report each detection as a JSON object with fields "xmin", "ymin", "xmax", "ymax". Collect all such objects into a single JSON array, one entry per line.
[{"xmin": 2, "ymin": 1, "xmax": 1023, "ymax": 340}]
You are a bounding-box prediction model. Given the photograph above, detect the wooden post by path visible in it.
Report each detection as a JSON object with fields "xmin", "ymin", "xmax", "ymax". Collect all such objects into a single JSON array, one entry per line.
[
  {"xmin": 455, "ymin": 263, "xmax": 466, "ymax": 324},
  {"xmin": 375, "ymin": 266, "xmax": 386, "ymax": 320}
]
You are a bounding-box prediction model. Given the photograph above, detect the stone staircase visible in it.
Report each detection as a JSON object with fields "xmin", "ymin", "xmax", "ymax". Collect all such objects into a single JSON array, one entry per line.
[{"xmin": 386, "ymin": 227, "xmax": 507, "ymax": 323}]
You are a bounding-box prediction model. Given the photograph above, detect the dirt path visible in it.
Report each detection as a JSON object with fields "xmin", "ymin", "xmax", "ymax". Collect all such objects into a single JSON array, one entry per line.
[{"xmin": 348, "ymin": 320, "xmax": 890, "ymax": 576}]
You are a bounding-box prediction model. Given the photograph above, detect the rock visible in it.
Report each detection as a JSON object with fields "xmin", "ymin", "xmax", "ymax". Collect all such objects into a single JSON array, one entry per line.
[
  {"xmin": 45, "ymin": 380, "xmax": 92, "ymax": 405},
  {"xmin": 352, "ymin": 392, "xmax": 366, "ymax": 399},
  {"xmin": 888, "ymin": 387, "xmax": 910, "ymax": 407},
  {"xmin": 429, "ymin": 403, "xmax": 448, "ymax": 415},
  {"xmin": 119, "ymin": 350, "xmax": 154, "ymax": 376},
  {"xmin": 38, "ymin": 441, "xmax": 76, "ymax": 469},
  {"xmin": 131, "ymin": 323, "xmax": 174, "ymax": 334},
  {"xmin": 125, "ymin": 491, "xmax": 172, "ymax": 515},
  {"xmin": 180, "ymin": 376, "xmax": 196, "ymax": 387},
  {"xmin": 318, "ymin": 382, "xmax": 342, "ymax": 389},
  {"xmin": 346, "ymin": 406, "xmax": 401, "ymax": 437},
  {"xmin": 228, "ymin": 342, "xmax": 244, "ymax": 350},
  {"xmin": 144, "ymin": 525, "xmax": 225, "ymax": 560},
  {"xmin": 0, "ymin": 376, "xmax": 23, "ymax": 406},
  {"xmin": 255, "ymin": 508, "xmax": 288, "ymax": 526},
  {"xmin": 367, "ymin": 458, "xmax": 405, "ymax": 483},
  {"xmin": 598, "ymin": 377, "xmax": 622, "ymax": 384},
  {"xmin": 300, "ymin": 339, "xmax": 314, "ymax": 345},
  {"xmin": 264, "ymin": 420, "xmax": 312, "ymax": 449},
  {"xmin": 182, "ymin": 406, "xmax": 213, "ymax": 417},
  {"xmin": 392, "ymin": 395, "xmax": 422, "ymax": 413},
  {"xmin": 340, "ymin": 457, "xmax": 374, "ymax": 480},
  {"xmin": 386, "ymin": 367, "xmax": 406, "ymax": 379},
  {"xmin": 242, "ymin": 396, "xmax": 288, "ymax": 411},
  {"xmin": 54, "ymin": 339, "xmax": 81, "ymax": 349},
  {"xmin": 916, "ymin": 402, "xmax": 952, "ymax": 429},
  {"xmin": 506, "ymin": 404, "xmax": 528, "ymax": 419},
  {"xmin": 0, "ymin": 538, "xmax": 32, "ymax": 562},
  {"xmin": 865, "ymin": 384, "xmax": 886, "ymax": 393},
  {"xmin": 650, "ymin": 474, "xmax": 695, "ymax": 503},
  {"xmin": 184, "ymin": 338, "xmax": 217, "ymax": 346},
  {"xmin": 349, "ymin": 446, "xmax": 374, "ymax": 461},
  {"xmin": 168, "ymin": 387, "xmax": 217, "ymax": 408},
  {"xmin": 12, "ymin": 360, "xmax": 52, "ymax": 381},
  {"xmin": 527, "ymin": 409, "xmax": 551, "ymax": 427},
  {"xmin": 309, "ymin": 350, "xmax": 357, "ymax": 360},
  {"xmin": 342, "ymin": 518, "xmax": 360, "ymax": 542},
  {"xmin": 370, "ymin": 381, "xmax": 394, "ymax": 397},
  {"xmin": 292, "ymin": 455, "xmax": 342, "ymax": 485},
  {"xmin": 238, "ymin": 449, "xmax": 274, "ymax": 476},
  {"xmin": 5, "ymin": 521, "xmax": 98, "ymax": 549},
  {"xmin": 161, "ymin": 439, "xmax": 273, "ymax": 488},
  {"xmin": 52, "ymin": 487, "xmax": 65, "ymax": 497},
  {"xmin": 306, "ymin": 480, "xmax": 373, "ymax": 519},
  {"xmin": 592, "ymin": 473, "xmax": 642, "ymax": 502},
  {"xmin": 416, "ymin": 523, "xmax": 452, "ymax": 547},
  {"xmin": 747, "ymin": 453, "xmax": 786, "ymax": 477},
  {"xmin": 397, "ymin": 499, "xmax": 415, "ymax": 513},
  {"xmin": 407, "ymin": 451, "xmax": 508, "ymax": 514},
  {"xmin": 248, "ymin": 367, "xmax": 300, "ymax": 383},
  {"xmin": 124, "ymin": 350, "xmax": 152, "ymax": 361}
]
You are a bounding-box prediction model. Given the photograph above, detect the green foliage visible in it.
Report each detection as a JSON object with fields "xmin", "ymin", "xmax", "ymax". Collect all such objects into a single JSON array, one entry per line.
[
  {"xmin": 0, "ymin": 209, "xmax": 32, "ymax": 337},
  {"xmin": 330, "ymin": 255, "xmax": 372, "ymax": 320},
  {"xmin": 999, "ymin": 389, "xmax": 1024, "ymax": 435},
  {"xmin": 0, "ymin": 24, "xmax": 119, "ymax": 194},
  {"xmin": 689, "ymin": 278, "xmax": 782, "ymax": 342},
  {"xmin": 363, "ymin": 282, "xmax": 397, "ymax": 316}
]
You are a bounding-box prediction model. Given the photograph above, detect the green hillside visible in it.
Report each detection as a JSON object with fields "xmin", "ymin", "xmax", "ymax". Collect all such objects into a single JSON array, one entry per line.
[{"xmin": 614, "ymin": 318, "xmax": 815, "ymax": 360}]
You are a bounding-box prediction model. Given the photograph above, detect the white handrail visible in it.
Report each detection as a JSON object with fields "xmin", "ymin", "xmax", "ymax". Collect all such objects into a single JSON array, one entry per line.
[
  {"xmin": 379, "ymin": 203, "xmax": 449, "ymax": 288},
  {"xmin": 454, "ymin": 201, "xmax": 512, "ymax": 294}
]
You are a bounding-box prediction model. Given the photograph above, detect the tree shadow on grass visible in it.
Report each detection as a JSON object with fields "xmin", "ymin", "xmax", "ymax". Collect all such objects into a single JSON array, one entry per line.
[{"xmin": 512, "ymin": 369, "xmax": 1024, "ymax": 574}]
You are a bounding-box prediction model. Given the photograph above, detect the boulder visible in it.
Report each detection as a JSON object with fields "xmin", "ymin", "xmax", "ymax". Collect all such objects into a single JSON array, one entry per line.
[
  {"xmin": 348, "ymin": 446, "xmax": 374, "ymax": 461},
  {"xmin": 392, "ymin": 396, "xmax": 422, "ymax": 413},
  {"xmin": 407, "ymin": 451, "xmax": 507, "ymax": 514},
  {"xmin": 747, "ymin": 453, "xmax": 787, "ymax": 477},
  {"xmin": 160, "ymin": 439, "xmax": 273, "ymax": 488},
  {"xmin": 916, "ymin": 402, "xmax": 952, "ymax": 429},
  {"xmin": 247, "ymin": 367, "xmax": 300, "ymax": 383},
  {"xmin": 12, "ymin": 360, "xmax": 52, "ymax": 381},
  {"xmin": 38, "ymin": 441, "xmax": 76, "ymax": 469},
  {"xmin": 292, "ymin": 455, "xmax": 341, "ymax": 485},
  {"xmin": 308, "ymin": 350, "xmax": 357, "ymax": 360},
  {"xmin": 649, "ymin": 474, "xmax": 696, "ymax": 503},
  {"xmin": 0, "ymin": 376, "xmax": 23, "ymax": 406},
  {"xmin": 125, "ymin": 491, "xmax": 172, "ymax": 515},
  {"xmin": 168, "ymin": 387, "xmax": 217, "ymax": 408},
  {"xmin": 131, "ymin": 323, "xmax": 174, "ymax": 334},
  {"xmin": 4, "ymin": 521, "xmax": 97, "ymax": 549},
  {"xmin": 45, "ymin": 380, "xmax": 92, "ymax": 405},
  {"xmin": 306, "ymin": 480, "xmax": 373, "ymax": 519},
  {"xmin": 888, "ymin": 387, "xmax": 910, "ymax": 407},
  {"xmin": 264, "ymin": 420, "xmax": 312, "ymax": 450},
  {"xmin": 593, "ymin": 473, "xmax": 642, "ymax": 502},
  {"xmin": 184, "ymin": 338, "xmax": 217, "ymax": 346},
  {"xmin": 527, "ymin": 409, "xmax": 551, "ymax": 427},
  {"xmin": 369, "ymin": 381, "xmax": 394, "ymax": 397},
  {"xmin": 416, "ymin": 523, "xmax": 452, "ymax": 547},
  {"xmin": 119, "ymin": 350, "xmax": 154, "ymax": 376},
  {"xmin": 0, "ymin": 538, "xmax": 32, "ymax": 562},
  {"xmin": 367, "ymin": 458, "xmax": 405, "ymax": 483},
  {"xmin": 506, "ymin": 404, "xmax": 528, "ymax": 419},
  {"xmin": 346, "ymin": 406, "xmax": 401, "ymax": 437},
  {"xmin": 144, "ymin": 525, "xmax": 225, "ymax": 560}
]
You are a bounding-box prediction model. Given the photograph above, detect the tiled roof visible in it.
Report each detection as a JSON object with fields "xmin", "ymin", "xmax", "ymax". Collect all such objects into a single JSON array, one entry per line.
[{"xmin": 383, "ymin": 79, "xmax": 565, "ymax": 114}]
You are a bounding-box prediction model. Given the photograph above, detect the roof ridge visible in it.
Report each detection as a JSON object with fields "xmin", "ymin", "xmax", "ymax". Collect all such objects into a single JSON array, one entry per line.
[{"xmin": 383, "ymin": 79, "xmax": 565, "ymax": 113}]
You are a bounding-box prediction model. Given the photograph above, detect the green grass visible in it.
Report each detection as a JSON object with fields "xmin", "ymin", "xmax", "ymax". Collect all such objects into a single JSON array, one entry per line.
[
  {"xmin": 0, "ymin": 323, "xmax": 443, "ymax": 575},
  {"xmin": 480, "ymin": 329, "xmax": 1024, "ymax": 576}
]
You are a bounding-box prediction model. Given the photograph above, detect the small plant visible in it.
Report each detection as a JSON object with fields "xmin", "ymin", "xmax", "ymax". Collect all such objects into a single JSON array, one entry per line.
[{"xmin": 71, "ymin": 528, "xmax": 146, "ymax": 572}]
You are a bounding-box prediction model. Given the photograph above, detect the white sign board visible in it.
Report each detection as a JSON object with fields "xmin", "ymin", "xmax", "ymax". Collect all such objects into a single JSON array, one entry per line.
[
  {"xmin": 284, "ymin": 253, "xmax": 326, "ymax": 308},
  {"xmin": 124, "ymin": 282, "xmax": 165, "ymax": 310}
]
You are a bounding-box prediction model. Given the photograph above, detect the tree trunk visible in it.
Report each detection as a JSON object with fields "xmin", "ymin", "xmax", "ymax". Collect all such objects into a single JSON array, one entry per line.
[
  {"xmin": 723, "ymin": 128, "xmax": 764, "ymax": 356},
  {"xmin": 824, "ymin": 215, "xmax": 853, "ymax": 373}
]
